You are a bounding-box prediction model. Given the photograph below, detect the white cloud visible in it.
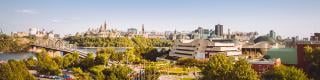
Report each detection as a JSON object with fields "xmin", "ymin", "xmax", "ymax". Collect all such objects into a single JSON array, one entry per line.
[
  {"xmin": 16, "ymin": 9, "xmax": 38, "ymax": 14},
  {"xmin": 51, "ymin": 19, "xmax": 62, "ymax": 23},
  {"xmin": 50, "ymin": 17, "xmax": 81, "ymax": 23},
  {"xmin": 68, "ymin": 17, "xmax": 81, "ymax": 20}
]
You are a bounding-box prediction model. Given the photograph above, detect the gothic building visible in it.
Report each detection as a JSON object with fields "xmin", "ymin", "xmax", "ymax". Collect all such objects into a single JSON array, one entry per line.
[{"xmin": 84, "ymin": 21, "xmax": 120, "ymax": 37}]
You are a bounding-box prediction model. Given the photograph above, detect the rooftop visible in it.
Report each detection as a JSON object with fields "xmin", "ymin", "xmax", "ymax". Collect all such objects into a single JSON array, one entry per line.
[{"xmin": 266, "ymin": 48, "xmax": 297, "ymax": 64}]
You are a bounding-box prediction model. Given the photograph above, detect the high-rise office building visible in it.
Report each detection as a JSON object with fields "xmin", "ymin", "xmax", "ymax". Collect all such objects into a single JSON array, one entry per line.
[
  {"xmin": 127, "ymin": 28, "xmax": 138, "ymax": 34},
  {"xmin": 269, "ymin": 30, "xmax": 276, "ymax": 39},
  {"xmin": 214, "ymin": 24, "xmax": 223, "ymax": 37},
  {"xmin": 141, "ymin": 24, "xmax": 145, "ymax": 34}
]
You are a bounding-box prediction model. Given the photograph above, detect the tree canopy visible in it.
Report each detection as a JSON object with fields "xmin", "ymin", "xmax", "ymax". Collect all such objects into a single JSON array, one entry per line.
[
  {"xmin": 201, "ymin": 54, "xmax": 259, "ymax": 80},
  {"xmin": 0, "ymin": 60, "xmax": 36, "ymax": 80},
  {"xmin": 304, "ymin": 46, "xmax": 320, "ymax": 79},
  {"xmin": 64, "ymin": 36, "xmax": 172, "ymax": 47},
  {"xmin": 262, "ymin": 65, "xmax": 308, "ymax": 80},
  {"xmin": 0, "ymin": 34, "xmax": 33, "ymax": 52},
  {"xmin": 36, "ymin": 51, "xmax": 61, "ymax": 75},
  {"xmin": 102, "ymin": 65, "xmax": 132, "ymax": 80},
  {"xmin": 144, "ymin": 66, "xmax": 160, "ymax": 80}
]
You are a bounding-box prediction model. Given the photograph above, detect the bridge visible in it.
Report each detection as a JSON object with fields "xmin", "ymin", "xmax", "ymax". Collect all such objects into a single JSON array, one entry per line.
[{"xmin": 30, "ymin": 38, "xmax": 88, "ymax": 58}]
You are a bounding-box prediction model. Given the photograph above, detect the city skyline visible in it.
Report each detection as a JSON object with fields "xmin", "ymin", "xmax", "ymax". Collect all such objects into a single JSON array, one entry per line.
[{"xmin": 1, "ymin": 0, "xmax": 320, "ymax": 37}]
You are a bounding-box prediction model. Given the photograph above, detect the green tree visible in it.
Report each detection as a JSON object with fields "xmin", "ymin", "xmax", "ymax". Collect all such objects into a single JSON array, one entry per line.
[
  {"xmin": 24, "ymin": 57, "xmax": 37, "ymax": 69},
  {"xmin": 0, "ymin": 60, "xmax": 36, "ymax": 80},
  {"xmin": 0, "ymin": 63, "xmax": 14, "ymax": 80},
  {"xmin": 201, "ymin": 54, "xmax": 259, "ymax": 80},
  {"xmin": 233, "ymin": 59, "xmax": 259, "ymax": 80},
  {"xmin": 62, "ymin": 52, "xmax": 80, "ymax": 68},
  {"xmin": 88, "ymin": 65, "xmax": 106, "ymax": 80},
  {"xmin": 36, "ymin": 51, "xmax": 61, "ymax": 75},
  {"xmin": 64, "ymin": 36, "xmax": 172, "ymax": 47},
  {"xmin": 97, "ymin": 48, "xmax": 123, "ymax": 63},
  {"xmin": 304, "ymin": 46, "xmax": 320, "ymax": 79},
  {"xmin": 72, "ymin": 67, "xmax": 92, "ymax": 80},
  {"xmin": 0, "ymin": 34, "xmax": 32, "ymax": 52},
  {"xmin": 144, "ymin": 66, "xmax": 160, "ymax": 80},
  {"xmin": 124, "ymin": 47, "xmax": 141, "ymax": 63},
  {"xmin": 177, "ymin": 58, "xmax": 207, "ymax": 68},
  {"xmin": 95, "ymin": 53, "xmax": 109, "ymax": 65},
  {"xmin": 103, "ymin": 65, "xmax": 132, "ymax": 80},
  {"xmin": 79, "ymin": 53, "xmax": 95, "ymax": 70},
  {"xmin": 52, "ymin": 56, "xmax": 63, "ymax": 68},
  {"xmin": 201, "ymin": 54, "xmax": 234, "ymax": 80},
  {"xmin": 262, "ymin": 65, "xmax": 308, "ymax": 80}
]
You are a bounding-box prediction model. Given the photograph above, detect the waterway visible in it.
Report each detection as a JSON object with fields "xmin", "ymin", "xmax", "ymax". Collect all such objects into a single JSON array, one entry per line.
[{"xmin": 0, "ymin": 52, "xmax": 35, "ymax": 61}]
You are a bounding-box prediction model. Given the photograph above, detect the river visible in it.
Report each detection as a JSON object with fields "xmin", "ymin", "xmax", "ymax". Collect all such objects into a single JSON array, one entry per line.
[{"xmin": 0, "ymin": 52, "xmax": 35, "ymax": 61}]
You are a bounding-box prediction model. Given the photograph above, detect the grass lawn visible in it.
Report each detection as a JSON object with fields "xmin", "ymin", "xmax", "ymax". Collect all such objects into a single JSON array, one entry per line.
[
  {"xmin": 159, "ymin": 67, "xmax": 201, "ymax": 75},
  {"xmin": 181, "ymin": 78, "xmax": 196, "ymax": 80}
]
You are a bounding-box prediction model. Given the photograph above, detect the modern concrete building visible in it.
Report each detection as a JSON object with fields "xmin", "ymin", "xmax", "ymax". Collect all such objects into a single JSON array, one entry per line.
[
  {"xmin": 310, "ymin": 33, "xmax": 320, "ymax": 41},
  {"xmin": 127, "ymin": 28, "xmax": 138, "ymax": 34},
  {"xmin": 269, "ymin": 30, "xmax": 276, "ymax": 39},
  {"xmin": 214, "ymin": 24, "xmax": 223, "ymax": 37},
  {"xmin": 192, "ymin": 27, "xmax": 211, "ymax": 39},
  {"xmin": 169, "ymin": 39, "xmax": 241, "ymax": 59}
]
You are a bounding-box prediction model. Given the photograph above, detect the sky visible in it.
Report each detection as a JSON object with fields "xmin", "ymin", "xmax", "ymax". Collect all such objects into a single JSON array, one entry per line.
[{"xmin": 0, "ymin": 0, "xmax": 320, "ymax": 38}]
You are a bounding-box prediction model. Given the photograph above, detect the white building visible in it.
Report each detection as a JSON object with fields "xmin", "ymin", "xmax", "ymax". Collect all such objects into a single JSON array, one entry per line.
[{"xmin": 169, "ymin": 39, "xmax": 241, "ymax": 59}]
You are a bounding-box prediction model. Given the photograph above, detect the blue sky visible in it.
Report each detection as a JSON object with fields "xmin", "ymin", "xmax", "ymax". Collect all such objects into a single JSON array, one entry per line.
[{"xmin": 0, "ymin": 0, "xmax": 319, "ymax": 38}]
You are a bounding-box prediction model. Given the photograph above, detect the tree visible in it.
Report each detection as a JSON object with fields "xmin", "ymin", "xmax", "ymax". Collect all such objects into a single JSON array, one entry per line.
[
  {"xmin": 103, "ymin": 65, "xmax": 132, "ymax": 80},
  {"xmin": 63, "ymin": 36, "xmax": 172, "ymax": 47},
  {"xmin": 36, "ymin": 51, "xmax": 61, "ymax": 75},
  {"xmin": 88, "ymin": 65, "xmax": 106, "ymax": 80},
  {"xmin": 125, "ymin": 47, "xmax": 140, "ymax": 63},
  {"xmin": 79, "ymin": 53, "xmax": 95, "ymax": 70},
  {"xmin": 233, "ymin": 59, "xmax": 259, "ymax": 80},
  {"xmin": 0, "ymin": 60, "xmax": 36, "ymax": 80},
  {"xmin": 177, "ymin": 58, "xmax": 207, "ymax": 68},
  {"xmin": 262, "ymin": 65, "xmax": 308, "ymax": 80},
  {"xmin": 24, "ymin": 57, "xmax": 37, "ymax": 69},
  {"xmin": 72, "ymin": 67, "xmax": 92, "ymax": 80},
  {"xmin": 0, "ymin": 34, "xmax": 31, "ymax": 52},
  {"xmin": 94, "ymin": 53, "xmax": 109, "ymax": 65},
  {"xmin": 0, "ymin": 63, "xmax": 14, "ymax": 80},
  {"xmin": 144, "ymin": 66, "xmax": 160, "ymax": 80},
  {"xmin": 62, "ymin": 52, "xmax": 80, "ymax": 68},
  {"xmin": 201, "ymin": 54, "xmax": 259, "ymax": 80},
  {"xmin": 52, "ymin": 56, "xmax": 63, "ymax": 68},
  {"xmin": 109, "ymin": 52, "xmax": 123, "ymax": 63},
  {"xmin": 97, "ymin": 48, "xmax": 123, "ymax": 63},
  {"xmin": 304, "ymin": 46, "xmax": 320, "ymax": 79},
  {"xmin": 201, "ymin": 54, "xmax": 234, "ymax": 80}
]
